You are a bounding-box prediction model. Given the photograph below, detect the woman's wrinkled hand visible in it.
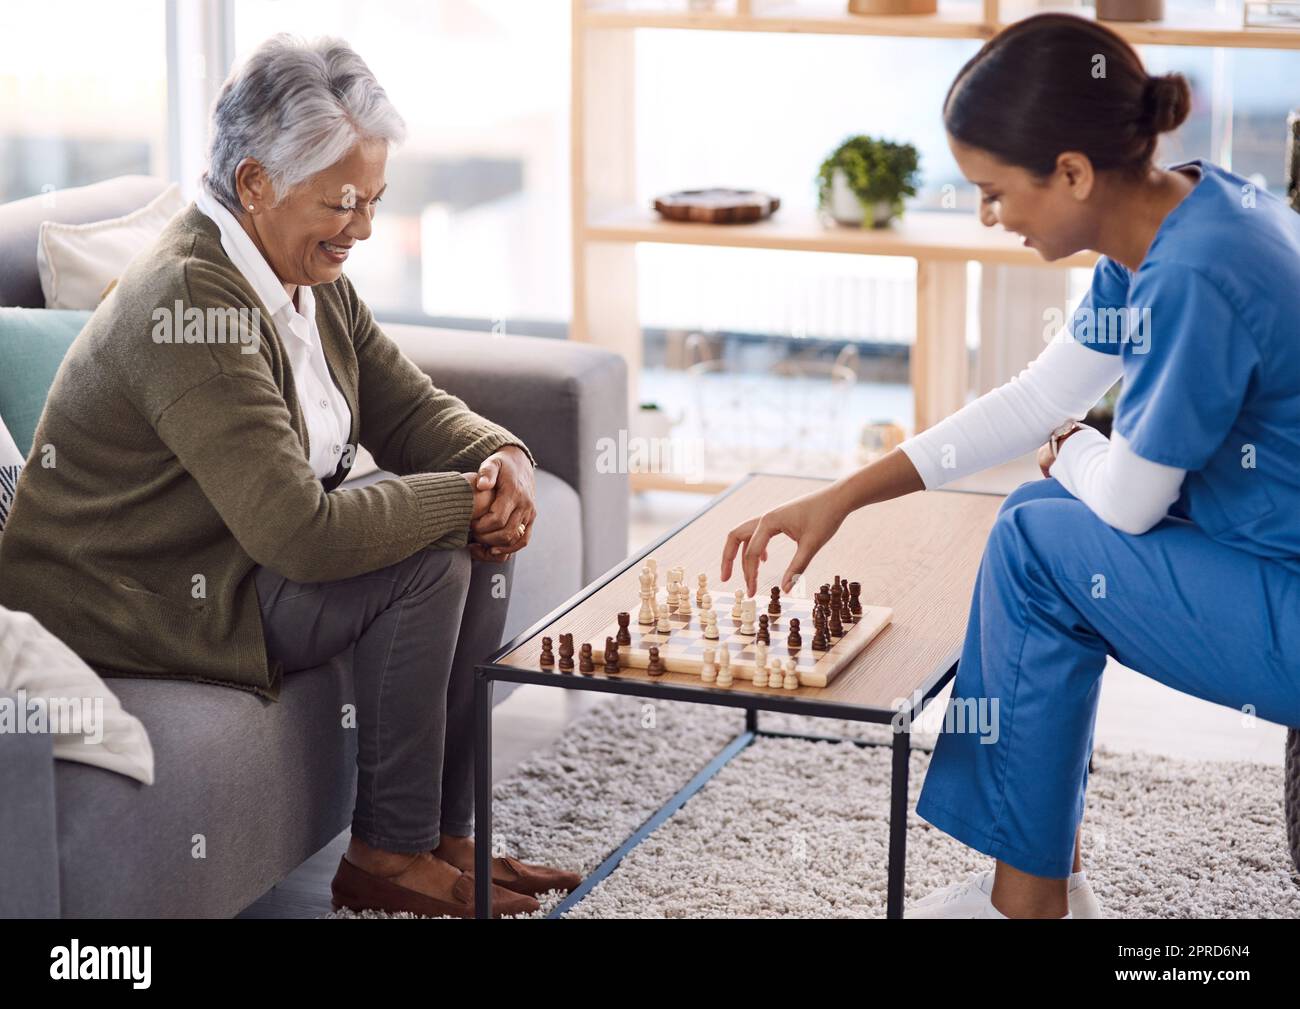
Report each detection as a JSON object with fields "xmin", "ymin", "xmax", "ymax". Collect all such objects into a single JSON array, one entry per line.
[
  {"xmin": 720, "ymin": 485, "xmax": 849, "ymax": 598},
  {"xmin": 467, "ymin": 445, "xmax": 536, "ymax": 562}
]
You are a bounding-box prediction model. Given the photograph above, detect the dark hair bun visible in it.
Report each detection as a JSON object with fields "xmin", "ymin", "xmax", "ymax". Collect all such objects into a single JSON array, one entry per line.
[{"xmin": 1144, "ymin": 73, "xmax": 1191, "ymax": 134}]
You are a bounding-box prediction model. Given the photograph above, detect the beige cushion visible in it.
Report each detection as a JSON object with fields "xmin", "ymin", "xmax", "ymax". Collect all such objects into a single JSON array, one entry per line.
[
  {"xmin": 36, "ymin": 183, "xmax": 184, "ymax": 310},
  {"xmin": 0, "ymin": 606, "xmax": 155, "ymax": 784}
]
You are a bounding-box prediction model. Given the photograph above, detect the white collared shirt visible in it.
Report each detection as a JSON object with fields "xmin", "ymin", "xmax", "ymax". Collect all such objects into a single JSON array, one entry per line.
[{"xmin": 194, "ymin": 187, "xmax": 353, "ymax": 482}]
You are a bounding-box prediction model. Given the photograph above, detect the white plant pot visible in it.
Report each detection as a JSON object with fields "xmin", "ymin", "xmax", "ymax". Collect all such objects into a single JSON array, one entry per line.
[{"xmin": 827, "ymin": 167, "xmax": 896, "ymax": 227}]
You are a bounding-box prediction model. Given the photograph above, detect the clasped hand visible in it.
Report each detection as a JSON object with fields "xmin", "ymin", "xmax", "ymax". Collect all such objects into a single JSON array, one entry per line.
[{"xmin": 461, "ymin": 445, "xmax": 536, "ymax": 563}]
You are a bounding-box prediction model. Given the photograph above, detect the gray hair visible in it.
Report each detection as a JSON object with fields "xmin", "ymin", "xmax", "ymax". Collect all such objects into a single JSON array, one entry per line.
[{"xmin": 203, "ymin": 35, "xmax": 406, "ymax": 213}]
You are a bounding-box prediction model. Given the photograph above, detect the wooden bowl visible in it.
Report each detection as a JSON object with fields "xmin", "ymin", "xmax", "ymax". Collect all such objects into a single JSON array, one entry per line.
[{"xmin": 653, "ymin": 189, "xmax": 781, "ymax": 224}]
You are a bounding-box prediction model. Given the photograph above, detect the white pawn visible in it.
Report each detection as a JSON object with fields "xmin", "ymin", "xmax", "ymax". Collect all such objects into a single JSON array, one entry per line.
[
  {"xmin": 732, "ymin": 589, "xmax": 744, "ymax": 620},
  {"xmin": 656, "ymin": 602, "xmax": 671, "ymax": 633},
  {"xmin": 700, "ymin": 590, "xmax": 712, "ymax": 612},
  {"xmin": 716, "ymin": 646, "xmax": 733, "ymax": 687},
  {"xmin": 740, "ymin": 597, "xmax": 756, "ymax": 635},
  {"xmin": 752, "ymin": 656, "xmax": 768, "ymax": 688},
  {"xmin": 696, "ymin": 573, "xmax": 709, "ymax": 607},
  {"xmin": 678, "ymin": 589, "xmax": 692, "ymax": 621},
  {"xmin": 700, "ymin": 645, "xmax": 716, "ymax": 683},
  {"xmin": 638, "ymin": 590, "xmax": 655, "ymax": 626},
  {"xmin": 754, "ymin": 641, "xmax": 768, "ymax": 676},
  {"xmin": 703, "ymin": 610, "xmax": 719, "ymax": 640},
  {"xmin": 783, "ymin": 658, "xmax": 800, "ymax": 690},
  {"xmin": 770, "ymin": 657, "xmax": 784, "ymax": 688}
]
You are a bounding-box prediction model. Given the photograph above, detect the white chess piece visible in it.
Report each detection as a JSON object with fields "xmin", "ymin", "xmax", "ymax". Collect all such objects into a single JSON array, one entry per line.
[
  {"xmin": 638, "ymin": 589, "xmax": 655, "ymax": 626},
  {"xmin": 754, "ymin": 641, "xmax": 768, "ymax": 676},
  {"xmin": 740, "ymin": 598, "xmax": 756, "ymax": 635},
  {"xmin": 700, "ymin": 591, "xmax": 712, "ymax": 612},
  {"xmin": 783, "ymin": 658, "xmax": 799, "ymax": 690},
  {"xmin": 732, "ymin": 589, "xmax": 744, "ymax": 621},
  {"xmin": 678, "ymin": 590, "xmax": 691, "ymax": 621},
  {"xmin": 770, "ymin": 657, "xmax": 784, "ymax": 689},
  {"xmin": 656, "ymin": 603, "xmax": 671, "ymax": 633},
  {"xmin": 752, "ymin": 657, "xmax": 768, "ymax": 688},
  {"xmin": 703, "ymin": 611, "xmax": 719, "ymax": 640},
  {"xmin": 716, "ymin": 645, "xmax": 732, "ymax": 687},
  {"xmin": 696, "ymin": 573, "xmax": 708, "ymax": 607},
  {"xmin": 700, "ymin": 645, "xmax": 716, "ymax": 683}
]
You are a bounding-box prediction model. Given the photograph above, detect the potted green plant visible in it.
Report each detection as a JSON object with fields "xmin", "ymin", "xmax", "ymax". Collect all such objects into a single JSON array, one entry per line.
[{"xmin": 817, "ymin": 135, "xmax": 921, "ymax": 228}]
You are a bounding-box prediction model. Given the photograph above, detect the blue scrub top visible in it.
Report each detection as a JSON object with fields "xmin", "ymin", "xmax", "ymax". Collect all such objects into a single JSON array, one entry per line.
[{"xmin": 1069, "ymin": 158, "xmax": 1300, "ymax": 572}]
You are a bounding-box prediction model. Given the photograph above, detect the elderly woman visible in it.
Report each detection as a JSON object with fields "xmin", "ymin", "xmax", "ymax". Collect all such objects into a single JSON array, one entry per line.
[{"xmin": 0, "ymin": 35, "xmax": 579, "ymax": 918}]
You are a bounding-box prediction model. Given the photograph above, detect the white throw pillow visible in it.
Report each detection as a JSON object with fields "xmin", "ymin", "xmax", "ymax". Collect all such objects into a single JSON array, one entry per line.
[
  {"xmin": 0, "ymin": 414, "xmax": 22, "ymax": 537},
  {"xmin": 37, "ymin": 183, "xmax": 185, "ymax": 310},
  {"xmin": 0, "ymin": 606, "xmax": 155, "ymax": 785}
]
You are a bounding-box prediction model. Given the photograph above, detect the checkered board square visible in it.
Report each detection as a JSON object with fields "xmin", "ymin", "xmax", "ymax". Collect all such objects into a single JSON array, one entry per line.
[{"xmin": 593, "ymin": 588, "xmax": 892, "ymax": 688}]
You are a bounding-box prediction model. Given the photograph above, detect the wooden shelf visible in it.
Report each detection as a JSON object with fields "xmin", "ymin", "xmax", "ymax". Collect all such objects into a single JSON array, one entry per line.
[
  {"xmin": 585, "ymin": 205, "xmax": 1099, "ymax": 268},
  {"xmin": 584, "ymin": 2, "xmax": 993, "ymax": 40},
  {"xmin": 581, "ymin": 2, "xmax": 1300, "ymax": 50}
]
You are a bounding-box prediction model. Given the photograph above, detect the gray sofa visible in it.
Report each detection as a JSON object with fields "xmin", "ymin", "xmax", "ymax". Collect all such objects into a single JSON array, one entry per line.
[{"xmin": 0, "ymin": 176, "xmax": 628, "ymax": 917}]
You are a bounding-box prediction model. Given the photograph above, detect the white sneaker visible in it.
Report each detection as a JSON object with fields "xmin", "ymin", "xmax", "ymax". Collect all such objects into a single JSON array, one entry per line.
[{"xmin": 904, "ymin": 868, "xmax": 1097, "ymax": 918}]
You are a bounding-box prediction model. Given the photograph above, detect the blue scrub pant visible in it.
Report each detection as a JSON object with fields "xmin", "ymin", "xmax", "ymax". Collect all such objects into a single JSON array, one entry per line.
[{"xmin": 915, "ymin": 477, "xmax": 1300, "ymax": 879}]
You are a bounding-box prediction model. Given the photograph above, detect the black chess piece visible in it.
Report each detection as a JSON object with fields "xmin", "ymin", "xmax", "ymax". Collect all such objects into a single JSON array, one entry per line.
[
  {"xmin": 768, "ymin": 586, "xmax": 781, "ymax": 616},
  {"xmin": 757, "ymin": 613, "xmax": 770, "ymax": 646},
  {"xmin": 787, "ymin": 617, "xmax": 801, "ymax": 649},
  {"xmin": 829, "ymin": 606, "xmax": 843, "ymax": 638},
  {"xmin": 849, "ymin": 581, "xmax": 862, "ymax": 619},
  {"xmin": 603, "ymin": 635, "xmax": 620, "ymax": 674},
  {"xmin": 616, "ymin": 611, "xmax": 632, "ymax": 646},
  {"xmin": 558, "ymin": 632, "xmax": 575, "ymax": 672},
  {"xmin": 579, "ymin": 642, "xmax": 594, "ymax": 674},
  {"xmin": 540, "ymin": 636, "xmax": 555, "ymax": 668},
  {"xmin": 647, "ymin": 645, "xmax": 664, "ymax": 676}
]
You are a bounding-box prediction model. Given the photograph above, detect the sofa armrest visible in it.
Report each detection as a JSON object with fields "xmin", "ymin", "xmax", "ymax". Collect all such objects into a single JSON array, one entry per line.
[
  {"xmin": 0, "ymin": 694, "xmax": 60, "ymax": 916},
  {"xmin": 381, "ymin": 324, "xmax": 629, "ymax": 583}
]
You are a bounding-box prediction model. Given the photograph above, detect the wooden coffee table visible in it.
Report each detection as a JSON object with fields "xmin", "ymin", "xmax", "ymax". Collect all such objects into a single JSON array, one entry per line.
[{"xmin": 473, "ymin": 473, "xmax": 1004, "ymax": 919}]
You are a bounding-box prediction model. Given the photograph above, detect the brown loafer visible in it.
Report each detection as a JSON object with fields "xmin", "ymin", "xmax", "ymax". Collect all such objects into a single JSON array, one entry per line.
[
  {"xmin": 469, "ymin": 854, "xmax": 583, "ymax": 897},
  {"xmin": 330, "ymin": 852, "xmax": 539, "ymax": 918}
]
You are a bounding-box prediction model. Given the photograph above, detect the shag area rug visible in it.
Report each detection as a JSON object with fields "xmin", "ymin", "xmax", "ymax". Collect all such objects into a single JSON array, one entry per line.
[{"xmin": 327, "ymin": 695, "xmax": 1300, "ymax": 919}]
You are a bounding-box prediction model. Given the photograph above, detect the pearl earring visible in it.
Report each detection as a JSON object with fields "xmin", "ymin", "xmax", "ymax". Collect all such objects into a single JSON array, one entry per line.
[{"xmin": 247, "ymin": 204, "xmax": 254, "ymax": 211}]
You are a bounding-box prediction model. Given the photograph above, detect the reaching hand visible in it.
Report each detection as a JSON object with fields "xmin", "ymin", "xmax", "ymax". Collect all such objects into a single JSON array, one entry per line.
[{"xmin": 720, "ymin": 485, "xmax": 848, "ymax": 598}]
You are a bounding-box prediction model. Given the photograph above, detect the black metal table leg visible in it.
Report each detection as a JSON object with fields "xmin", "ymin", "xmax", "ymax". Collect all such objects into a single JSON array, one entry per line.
[
  {"xmin": 473, "ymin": 670, "xmax": 494, "ymax": 919},
  {"xmin": 886, "ymin": 726, "xmax": 910, "ymax": 919},
  {"xmin": 745, "ymin": 707, "xmax": 758, "ymax": 733}
]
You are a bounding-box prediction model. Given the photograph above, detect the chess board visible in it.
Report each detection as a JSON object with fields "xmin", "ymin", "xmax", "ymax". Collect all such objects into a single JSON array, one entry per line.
[{"xmin": 593, "ymin": 587, "xmax": 892, "ymax": 688}]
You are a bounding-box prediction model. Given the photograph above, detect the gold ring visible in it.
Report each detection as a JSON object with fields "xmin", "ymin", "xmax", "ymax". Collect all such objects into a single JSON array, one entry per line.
[{"xmin": 517, "ymin": 522, "xmax": 527, "ymax": 537}]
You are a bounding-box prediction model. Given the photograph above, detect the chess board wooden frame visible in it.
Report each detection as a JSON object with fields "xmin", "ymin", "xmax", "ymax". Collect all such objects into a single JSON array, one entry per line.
[{"xmin": 594, "ymin": 587, "xmax": 892, "ymax": 688}]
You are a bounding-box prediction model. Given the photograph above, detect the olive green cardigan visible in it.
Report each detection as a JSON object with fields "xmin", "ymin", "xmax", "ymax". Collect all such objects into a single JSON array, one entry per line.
[{"xmin": 0, "ymin": 206, "xmax": 533, "ymax": 700}]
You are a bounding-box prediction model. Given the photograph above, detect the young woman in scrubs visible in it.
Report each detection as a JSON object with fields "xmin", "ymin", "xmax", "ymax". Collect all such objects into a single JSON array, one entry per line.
[{"xmin": 720, "ymin": 13, "xmax": 1300, "ymax": 918}]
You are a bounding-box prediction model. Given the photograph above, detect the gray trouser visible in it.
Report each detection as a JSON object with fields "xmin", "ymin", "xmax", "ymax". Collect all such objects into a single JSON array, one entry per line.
[{"xmin": 253, "ymin": 547, "xmax": 513, "ymax": 853}]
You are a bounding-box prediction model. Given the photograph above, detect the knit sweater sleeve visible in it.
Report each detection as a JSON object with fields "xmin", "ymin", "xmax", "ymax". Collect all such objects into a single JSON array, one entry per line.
[
  {"xmin": 340, "ymin": 275, "xmax": 536, "ymax": 477},
  {"xmin": 148, "ymin": 266, "xmax": 476, "ymax": 584}
]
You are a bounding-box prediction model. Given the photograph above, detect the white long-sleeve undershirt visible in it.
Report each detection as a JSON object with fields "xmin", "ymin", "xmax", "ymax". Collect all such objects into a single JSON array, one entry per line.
[{"xmin": 897, "ymin": 334, "xmax": 1187, "ymax": 535}]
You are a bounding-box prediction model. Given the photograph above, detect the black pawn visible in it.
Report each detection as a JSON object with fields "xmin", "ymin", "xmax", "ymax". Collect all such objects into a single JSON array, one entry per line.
[
  {"xmin": 616, "ymin": 611, "xmax": 632, "ymax": 646},
  {"xmin": 647, "ymin": 645, "xmax": 664, "ymax": 676},
  {"xmin": 579, "ymin": 642, "xmax": 594, "ymax": 674},
  {"xmin": 768, "ymin": 586, "xmax": 781, "ymax": 616},
  {"xmin": 787, "ymin": 617, "xmax": 801, "ymax": 649},
  {"xmin": 829, "ymin": 606, "xmax": 843, "ymax": 638},
  {"xmin": 539, "ymin": 636, "xmax": 555, "ymax": 668},
  {"xmin": 757, "ymin": 613, "xmax": 770, "ymax": 646},
  {"xmin": 604, "ymin": 635, "xmax": 620, "ymax": 674}
]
